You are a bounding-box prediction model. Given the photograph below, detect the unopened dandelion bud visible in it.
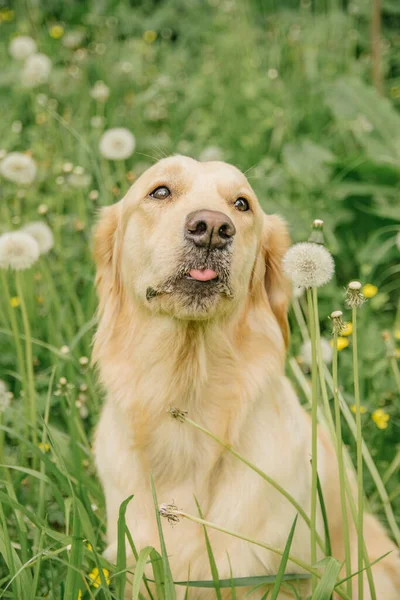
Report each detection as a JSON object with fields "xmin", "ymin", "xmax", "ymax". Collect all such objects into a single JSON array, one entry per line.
[
  {"xmin": 168, "ymin": 406, "xmax": 188, "ymax": 422},
  {"xmin": 159, "ymin": 503, "xmax": 181, "ymax": 524},
  {"xmin": 345, "ymin": 281, "xmax": 365, "ymax": 308},
  {"xmin": 330, "ymin": 310, "xmax": 345, "ymax": 336},
  {"xmin": 308, "ymin": 219, "xmax": 325, "ymax": 245}
]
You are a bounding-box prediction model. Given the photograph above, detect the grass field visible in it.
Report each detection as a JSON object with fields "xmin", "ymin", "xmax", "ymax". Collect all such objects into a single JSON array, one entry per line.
[{"xmin": 0, "ymin": 1, "xmax": 399, "ymax": 598}]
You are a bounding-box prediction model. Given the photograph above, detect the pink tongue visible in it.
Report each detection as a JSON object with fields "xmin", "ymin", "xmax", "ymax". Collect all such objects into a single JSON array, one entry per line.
[{"xmin": 189, "ymin": 269, "xmax": 218, "ymax": 282}]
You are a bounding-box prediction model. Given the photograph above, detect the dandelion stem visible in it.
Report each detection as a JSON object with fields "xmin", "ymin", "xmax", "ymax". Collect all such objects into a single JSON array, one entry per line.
[
  {"xmin": 181, "ymin": 414, "xmax": 325, "ymax": 551},
  {"xmin": 306, "ymin": 287, "xmax": 319, "ymax": 592},
  {"xmin": 332, "ymin": 332, "xmax": 352, "ymax": 596},
  {"xmin": 15, "ymin": 271, "xmax": 37, "ymax": 448},
  {"xmin": 352, "ymin": 306, "xmax": 364, "ymax": 600},
  {"xmin": 292, "ymin": 296, "xmax": 309, "ymax": 342}
]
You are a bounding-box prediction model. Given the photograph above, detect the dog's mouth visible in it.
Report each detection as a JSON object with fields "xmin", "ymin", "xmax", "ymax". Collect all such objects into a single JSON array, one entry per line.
[{"xmin": 146, "ymin": 249, "xmax": 233, "ymax": 304}]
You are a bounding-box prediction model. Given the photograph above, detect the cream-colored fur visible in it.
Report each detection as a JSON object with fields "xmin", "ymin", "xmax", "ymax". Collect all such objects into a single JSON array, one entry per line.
[{"xmin": 93, "ymin": 155, "xmax": 400, "ymax": 599}]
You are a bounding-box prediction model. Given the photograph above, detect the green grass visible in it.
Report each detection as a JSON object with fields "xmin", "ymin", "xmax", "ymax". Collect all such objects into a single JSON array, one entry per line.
[{"xmin": 0, "ymin": 0, "xmax": 399, "ymax": 598}]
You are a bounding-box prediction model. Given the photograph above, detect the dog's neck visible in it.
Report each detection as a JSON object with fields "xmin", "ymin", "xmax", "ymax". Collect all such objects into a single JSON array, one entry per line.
[{"xmin": 94, "ymin": 292, "xmax": 285, "ymax": 449}]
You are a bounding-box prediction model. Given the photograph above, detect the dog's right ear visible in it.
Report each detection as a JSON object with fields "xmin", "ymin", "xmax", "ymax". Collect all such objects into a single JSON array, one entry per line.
[{"xmin": 93, "ymin": 204, "xmax": 122, "ymax": 311}]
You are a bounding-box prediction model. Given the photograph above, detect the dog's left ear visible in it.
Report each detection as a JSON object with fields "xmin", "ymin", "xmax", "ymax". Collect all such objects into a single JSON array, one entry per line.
[
  {"xmin": 93, "ymin": 203, "xmax": 122, "ymax": 312},
  {"xmin": 261, "ymin": 215, "xmax": 291, "ymax": 347}
]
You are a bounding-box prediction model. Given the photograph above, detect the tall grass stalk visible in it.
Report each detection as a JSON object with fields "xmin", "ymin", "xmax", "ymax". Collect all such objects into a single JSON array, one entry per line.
[
  {"xmin": 1, "ymin": 271, "xmax": 27, "ymax": 427},
  {"xmin": 15, "ymin": 272, "xmax": 37, "ymax": 449},
  {"xmin": 306, "ymin": 287, "xmax": 319, "ymax": 592}
]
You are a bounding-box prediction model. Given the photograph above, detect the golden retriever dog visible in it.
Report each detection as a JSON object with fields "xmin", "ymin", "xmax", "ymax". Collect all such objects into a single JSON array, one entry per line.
[{"xmin": 93, "ymin": 155, "xmax": 400, "ymax": 599}]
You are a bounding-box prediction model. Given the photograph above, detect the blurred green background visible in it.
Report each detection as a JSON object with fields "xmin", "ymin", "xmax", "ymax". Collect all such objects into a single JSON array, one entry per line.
[{"xmin": 0, "ymin": 1, "xmax": 399, "ymax": 596}]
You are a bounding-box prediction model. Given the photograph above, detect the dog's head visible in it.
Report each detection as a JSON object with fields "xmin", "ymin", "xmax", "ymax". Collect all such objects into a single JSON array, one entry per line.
[{"xmin": 94, "ymin": 155, "xmax": 291, "ymax": 344}]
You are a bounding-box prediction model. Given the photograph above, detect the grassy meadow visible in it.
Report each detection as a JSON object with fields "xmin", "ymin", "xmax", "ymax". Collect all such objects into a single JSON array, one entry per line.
[{"xmin": 0, "ymin": 0, "xmax": 400, "ymax": 598}]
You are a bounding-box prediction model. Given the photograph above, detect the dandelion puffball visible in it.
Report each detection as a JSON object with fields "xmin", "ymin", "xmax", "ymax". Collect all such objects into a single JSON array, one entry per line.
[
  {"xmin": 0, "ymin": 232, "xmax": 39, "ymax": 271},
  {"xmin": 9, "ymin": 36, "xmax": 37, "ymax": 60},
  {"xmin": 99, "ymin": 128, "xmax": 135, "ymax": 160},
  {"xmin": 300, "ymin": 338, "xmax": 332, "ymax": 367},
  {"xmin": 283, "ymin": 242, "xmax": 334, "ymax": 288},
  {"xmin": 199, "ymin": 146, "xmax": 223, "ymax": 162},
  {"xmin": 22, "ymin": 222, "xmax": 54, "ymax": 255},
  {"xmin": 21, "ymin": 53, "xmax": 52, "ymax": 87},
  {"xmin": 90, "ymin": 81, "xmax": 110, "ymax": 102},
  {"xmin": 0, "ymin": 152, "xmax": 37, "ymax": 185}
]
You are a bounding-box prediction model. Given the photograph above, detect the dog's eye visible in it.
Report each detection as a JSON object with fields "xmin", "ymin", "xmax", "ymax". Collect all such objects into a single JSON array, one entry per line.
[
  {"xmin": 234, "ymin": 197, "xmax": 250, "ymax": 212},
  {"xmin": 150, "ymin": 186, "xmax": 171, "ymax": 200}
]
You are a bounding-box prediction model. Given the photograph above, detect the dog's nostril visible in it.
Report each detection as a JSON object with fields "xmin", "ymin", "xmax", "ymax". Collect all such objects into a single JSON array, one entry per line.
[
  {"xmin": 190, "ymin": 221, "xmax": 207, "ymax": 236},
  {"xmin": 218, "ymin": 224, "xmax": 231, "ymax": 239}
]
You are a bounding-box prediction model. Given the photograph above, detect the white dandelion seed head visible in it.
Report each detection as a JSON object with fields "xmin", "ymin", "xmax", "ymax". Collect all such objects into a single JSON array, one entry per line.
[
  {"xmin": 199, "ymin": 146, "xmax": 223, "ymax": 162},
  {"xmin": 0, "ymin": 232, "xmax": 39, "ymax": 271},
  {"xmin": 21, "ymin": 53, "xmax": 52, "ymax": 87},
  {"xmin": 300, "ymin": 338, "xmax": 332, "ymax": 367},
  {"xmin": 0, "ymin": 152, "xmax": 37, "ymax": 185},
  {"xmin": 90, "ymin": 80, "xmax": 110, "ymax": 102},
  {"xmin": 62, "ymin": 30, "xmax": 85, "ymax": 50},
  {"xmin": 99, "ymin": 128, "xmax": 135, "ymax": 160},
  {"xmin": 9, "ymin": 36, "xmax": 37, "ymax": 60},
  {"xmin": 283, "ymin": 242, "xmax": 335, "ymax": 288},
  {"xmin": 22, "ymin": 221, "xmax": 54, "ymax": 255}
]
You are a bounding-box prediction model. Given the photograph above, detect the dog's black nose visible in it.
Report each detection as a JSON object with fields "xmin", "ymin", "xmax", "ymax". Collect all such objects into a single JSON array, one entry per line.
[{"xmin": 185, "ymin": 210, "xmax": 236, "ymax": 250}]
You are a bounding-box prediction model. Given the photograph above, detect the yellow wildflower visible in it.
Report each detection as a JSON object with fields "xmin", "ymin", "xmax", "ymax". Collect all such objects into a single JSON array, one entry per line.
[
  {"xmin": 341, "ymin": 322, "xmax": 353, "ymax": 336},
  {"xmin": 143, "ymin": 30, "xmax": 157, "ymax": 43},
  {"xmin": 49, "ymin": 25, "xmax": 64, "ymax": 39},
  {"xmin": 350, "ymin": 404, "xmax": 367, "ymax": 414},
  {"xmin": 0, "ymin": 8, "xmax": 14, "ymax": 21},
  {"xmin": 371, "ymin": 409, "xmax": 390, "ymax": 430},
  {"xmin": 330, "ymin": 336, "xmax": 349, "ymax": 351},
  {"xmin": 10, "ymin": 296, "xmax": 20, "ymax": 308},
  {"xmin": 362, "ymin": 283, "xmax": 378, "ymax": 298},
  {"xmin": 77, "ymin": 591, "xmax": 82, "ymax": 600},
  {"xmin": 394, "ymin": 330, "xmax": 400, "ymax": 340},
  {"xmin": 88, "ymin": 567, "xmax": 110, "ymax": 589},
  {"xmin": 39, "ymin": 442, "xmax": 50, "ymax": 452}
]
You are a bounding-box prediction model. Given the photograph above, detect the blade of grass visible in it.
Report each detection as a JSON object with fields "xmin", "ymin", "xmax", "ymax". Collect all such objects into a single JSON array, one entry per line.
[
  {"xmin": 316, "ymin": 475, "xmax": 332, "ymax": 557},
  {"xmin": 131, "ymin": 546, "xmax": 154, "ymax": 600},
  {"xmin": 117, "ymin": 495, "xmax": 134, "ymax": 598},
  {"xmin": 194, "ymin": 496, "xmax": 222, "ymax": 600},
  {"xmin": 173, "ymin": 574, "xmax": 311, "ymax": 588},
  {"xmin": 270, "ymin": 515, "xmax": 298, "ymax": 600},
  {"xmin": 150, "ymin": 474, "xmax": 176, "ymax": 600},
  {"xmin": 312, "ymin": 557, "xmax": 342, "ymax": 600}
]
